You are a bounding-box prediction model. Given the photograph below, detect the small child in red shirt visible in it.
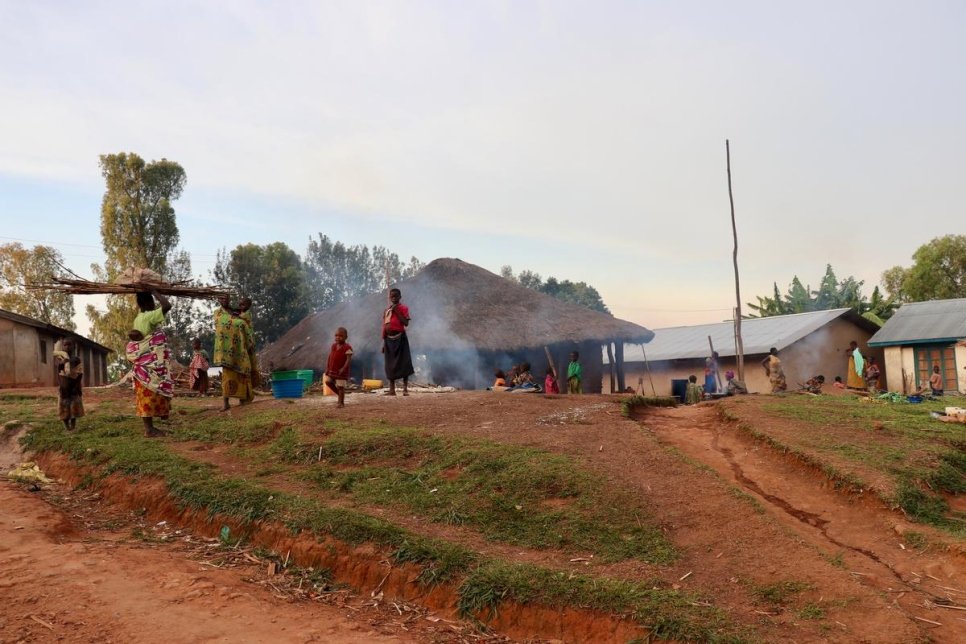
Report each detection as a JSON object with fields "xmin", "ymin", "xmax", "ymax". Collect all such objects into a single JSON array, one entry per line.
[
  {"xmin": 325, "ymin": 327, "xmax": 353, "ymax": 408},
  {"xmin": 544, "ymin": 366, "xmax": 559, "ymax": 394}
]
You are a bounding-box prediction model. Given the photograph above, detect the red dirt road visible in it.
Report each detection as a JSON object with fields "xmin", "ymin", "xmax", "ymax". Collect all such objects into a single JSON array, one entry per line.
[{"xmin": 0, "ymin": 479, "xmax": 471, "ymax": 644}]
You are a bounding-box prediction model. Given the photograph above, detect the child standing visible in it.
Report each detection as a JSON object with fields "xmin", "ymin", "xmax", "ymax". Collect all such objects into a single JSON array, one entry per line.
[
  {"xmin": 56, "ymin": 340, "xmax": 84, "ymax": 430},
  {"xmin": 325, "ymin": 327, "xmax": 353, "ymax": 408},
  {"xmin": 929, "ymin": 365, "xmax": 943, "ymax": 396},
  {"xmin": 189, "ymin": 338, "xmax": 210, "ymax": 395},
  {"xmin": 544, "ymin": 366, "xmax": 559, "ymax": 394},
  {"xmin": 566, "ymin": 351, "xmax": 582, "ymax": 394}
]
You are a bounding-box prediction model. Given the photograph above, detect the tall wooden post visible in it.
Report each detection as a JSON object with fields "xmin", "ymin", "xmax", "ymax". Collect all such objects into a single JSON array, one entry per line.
[
  {"xmin": 615, "ymin": 341, "xmax": 625, "ymax": 392},
  {"xmin": 726, "ymin": 139, "xmax": 746, "ymax": 380},
  {"xmin": 606, "ymin": 343, "xmax": 616, "ymax": 393}
]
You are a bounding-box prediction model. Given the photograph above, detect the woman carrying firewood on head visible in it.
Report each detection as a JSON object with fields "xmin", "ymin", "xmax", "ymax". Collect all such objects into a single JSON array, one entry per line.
[
  {"xmin": 125, "ymin": 290, "xmax": 174, "ymax": 437},
  {"xmin": 213, "ymin": 293, "xmax": 254, "ymax": 410}
]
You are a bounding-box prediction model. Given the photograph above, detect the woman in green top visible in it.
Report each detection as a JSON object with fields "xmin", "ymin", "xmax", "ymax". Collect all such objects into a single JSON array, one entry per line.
[{"xmin": 125, "ymin": 291, "xmax": 173, "ymax": 437}]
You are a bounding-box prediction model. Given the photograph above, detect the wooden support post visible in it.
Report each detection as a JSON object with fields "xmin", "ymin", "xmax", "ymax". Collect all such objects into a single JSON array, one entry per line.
[
  {"xmin": 606, "ymin": 343, "xmax": 616, "ymax": 394},
  {"xmin": 615, "ymin": 341, "xmax": 625, "ymax": 392}
]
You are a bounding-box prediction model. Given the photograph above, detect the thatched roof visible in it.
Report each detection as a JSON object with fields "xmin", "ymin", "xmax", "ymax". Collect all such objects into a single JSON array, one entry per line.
[{"xmin": 260, "ymin": 258, "xmax": 653, "ymax": 370}]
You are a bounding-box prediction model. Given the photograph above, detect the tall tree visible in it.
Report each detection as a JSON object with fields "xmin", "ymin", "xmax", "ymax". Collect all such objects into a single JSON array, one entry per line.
[
  {"xmin": 87, "ymin": 152, "xmax": 188, "ymax": 356},
  {"xmin": 501, "ymin": 265, "xmax": 611, "ymax": 314},
  {"xmin": 0, "ymin": 243, "xmax": 76, "ymax": 329},
  {"xmin": 784, "ymin": 277, "xmax": 812, "ymax": 313},
  {"xmin": 746, "ymin": 266, "xmax": 890, "ymax": 320},
  {"xmin": 214, "ymin": 242, "xmax": 308, "ymax": 348},
  {"xmin": 302, "ymin": 234, "xmax": 421, "ymax": 310},
  {"xmin": 882, "ymin": 235, "xmax": 966, "ymax": 302}
]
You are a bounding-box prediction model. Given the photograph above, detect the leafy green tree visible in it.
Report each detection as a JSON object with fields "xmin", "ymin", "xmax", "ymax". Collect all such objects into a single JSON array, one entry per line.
[
  {"xmin": 746, "ymin": 266, "xmax": 891, "ymax": 320},
  {"xmin": 811, "ymin": 265, "xmax": 839, "ymax": 311},
  {"xmin": 784, "ymin": 277, "xmax": 812, "ymax": 313},
  {"xmin": 302, "ymin": 234, "xmax": 422, "ymax": 310},
  {"xmin": 501, "ymin": 265, "xmax": 610, "ymax": 314},
  {"xmin": 747, "ymin": 283, "xmax": 788, "ymax": 317},
  {"xmin": 0, "ymin": 243, "xmax": 76, "ymax": 329},
  {"xmin": 881, "ymin": 235, "xmax": 966, "ymax": 302},
  {"xmin": 214, "ymin": 242, "xmax": 308, "ymax": 348},
  {"xmin": 87, "ymin": 152, "xmax": 188, "ymax": 356}
]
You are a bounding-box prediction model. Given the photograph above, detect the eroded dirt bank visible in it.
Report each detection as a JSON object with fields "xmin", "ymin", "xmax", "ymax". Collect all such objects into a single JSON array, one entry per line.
[{"xmin": 637, "ymin": 402, "xmax": 965, "ymax": 643}]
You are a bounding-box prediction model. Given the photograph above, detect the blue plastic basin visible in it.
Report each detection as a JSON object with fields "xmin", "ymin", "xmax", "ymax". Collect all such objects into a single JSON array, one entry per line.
[{"xmin": 271, "ymin": 378, "xmax": 304, "ymax": 399}]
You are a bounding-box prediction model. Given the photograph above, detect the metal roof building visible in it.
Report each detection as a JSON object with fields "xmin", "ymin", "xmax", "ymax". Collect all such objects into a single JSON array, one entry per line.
[
  {"xmin": 609, "ymin": 309, "xmax": 882, "ymax": 396},
  {"xmin": 0, "ymin": 308, "xmax": 112, "ymax": 388},
  {"xmin": 618, "ymin": 308, "xmax": 880, "ymax": 362},
  {"xmin": 867, "ymin": 299, "xmax": 966, "ymax": 394},
  {"xmin": 868, "ymin": 298, "xmax": 966, "ymax": 347}
]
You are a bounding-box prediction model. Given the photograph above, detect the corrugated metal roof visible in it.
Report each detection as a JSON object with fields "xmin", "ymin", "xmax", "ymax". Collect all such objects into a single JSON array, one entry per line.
[
  {"xmin": 868, "ymin": 298, "xmax": 966, "ymax": 346},
  {"xmin": 0, "ymin": 307, "xmax": 113, "ymax": 354},
  {"xmin": 616, "ymin": 308, "xmax": 873, "ymax": 362}
]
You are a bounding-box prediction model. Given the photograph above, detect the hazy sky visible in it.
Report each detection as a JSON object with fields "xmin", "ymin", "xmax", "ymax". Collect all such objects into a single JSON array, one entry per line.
[{"xmin": 2, "ymin": 0, "xmax": 963, "ymax": 335}]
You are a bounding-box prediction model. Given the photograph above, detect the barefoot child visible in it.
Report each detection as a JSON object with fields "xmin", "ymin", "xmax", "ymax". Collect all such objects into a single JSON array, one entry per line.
[
  {"xmin": 566, "ymin": 351, "xmax": 582, "ymax": 394},
  {"xmin": 55, "ymin": 340, "xmax": 84, "ymax": 430},
  {"xmin": 544, "ymin": 365, "xmax": 559, "ymax": 394},
  {"xmin": 189, "ymin": 338, "xmax": 210, "ymax": 395},
  {"xmin": 325, "ymin": 327, "xmax": 353, "ymax": 408}
]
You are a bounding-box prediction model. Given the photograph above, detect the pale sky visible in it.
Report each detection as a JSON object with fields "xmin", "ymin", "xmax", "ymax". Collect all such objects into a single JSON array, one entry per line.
[{"xmin": 1, "ymin": 0, "xmax": 963, "ymax": 336}]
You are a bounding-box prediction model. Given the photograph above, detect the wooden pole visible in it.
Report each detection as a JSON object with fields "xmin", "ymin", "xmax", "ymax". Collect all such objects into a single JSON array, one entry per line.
[
  {"xmin": 606, "ymin": 343, "xmax": 616, "ymax": 393},
  {"xmin": 615, "ymin": 341, "xmax": 626, "ymax": 392},
  {"xmin": 543, "ymin": 346, "xmax": 557, "ymax": 380},
  {"xmin": 707, "ymin": 335, "xmax": 722, "ymax": 394},
  {"xmin": 641, "ymin": 344, "xmax": 657, "ymax": 396},
  {"xmin": 726, "ymin": 139, "xmax": 746, "ymax": 381}
]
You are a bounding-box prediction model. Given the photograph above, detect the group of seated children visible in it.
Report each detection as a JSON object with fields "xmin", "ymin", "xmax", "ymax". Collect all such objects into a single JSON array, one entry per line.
[
  {"xmin": 684, "ymin": 369, "xmax": 747, "ymax": 404},
  {"xmin": 493, "ymin": 362, "xmax": 542, "ymax": 392},
  {"xmin": 492, "ymin": 352, "xmax": 582, "ymax": 394}
]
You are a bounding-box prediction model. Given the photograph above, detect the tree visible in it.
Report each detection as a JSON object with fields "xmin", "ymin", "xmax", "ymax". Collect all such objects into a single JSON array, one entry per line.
[
  {"xmin": 0, "ymin": 243, "xmax": 76, "ymax": 329},
  {"xmin": 302, "ymin": 234, "xmax": 422, "ymax": 310},
  {"xmin": 747, "ymin": 283, "xmax": 787, "ymax": 317},
  {"xmin": 746, "ymin": 266, "xmax": 893, "ymax": 320},
  {"xmin": 784, "ymin": 277, "xmax": 812, "ymax": 313},
  {"xmin": 881, "ymin": 235, "xmax": 966, "ymax": 302},
  {"xmin": 87, "ymin": 152, "xmax": 188, "ymax": 357},
  {"xmin": 214, "ymin": 242, "xmax": 309, "ymax": 348},
  {"xmin": 501, "ymin": 266, "xmax": 611, "ymax": 314}
]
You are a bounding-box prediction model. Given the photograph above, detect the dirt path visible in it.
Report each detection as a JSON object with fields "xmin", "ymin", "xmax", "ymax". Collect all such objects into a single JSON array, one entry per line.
[
  {"xmin": 0, "ymin": 483, "xmax": 425, "ymax": 643},
  {"xmin": 641, "ymin": 402, "xmax": 966, "ymax": 643}
]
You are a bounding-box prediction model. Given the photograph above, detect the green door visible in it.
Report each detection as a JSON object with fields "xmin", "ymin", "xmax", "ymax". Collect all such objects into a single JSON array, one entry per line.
[{"xmin": 913, "ymin": 344, "xmax": 958, "ymax": 391}]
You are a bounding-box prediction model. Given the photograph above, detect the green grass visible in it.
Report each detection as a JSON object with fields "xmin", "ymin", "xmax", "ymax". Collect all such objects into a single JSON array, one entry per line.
[
  {"xmin": 621, "ymin": 395, "xmax": 678, "ymax": 417},
  {"xmin": 276, "ymin": 424, "xmax": 675, "ymax": 563},
  {"xmin": 458, "ymin": 561, "xmax": 745, "ymax": 643},
  {"xmin": 15, "ymin": 408, "xmax": 743, "ymax": 642},
  {"xmin": 796, "ymin": 603, "xmax": 826, "ymax": 620},
  {"xmin": 750, "ymin": 580, "xmax": 812, "ymax": 606}
]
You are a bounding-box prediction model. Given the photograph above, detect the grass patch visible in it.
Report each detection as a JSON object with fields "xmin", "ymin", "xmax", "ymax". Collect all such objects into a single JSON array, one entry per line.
[
  {"xmin": 796, "ymin": 603, "xmax": 826, "ymax": 620},
  {"xmin": 458, "ymin": 562, "xmax": 744, "ymax": 642},
  {"xmin": 621, "ymin": 395, "xmax": 677, "ymax": 418},
  {"xmin": 750, "ymin": 580, "xmax": 812, "ymax": 606},
  {"xmin": 283, "ymin": 424, "xmax": 675, "ymax": 564}
]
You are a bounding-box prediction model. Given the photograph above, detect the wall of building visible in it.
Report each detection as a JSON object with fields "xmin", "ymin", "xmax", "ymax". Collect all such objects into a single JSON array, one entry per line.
[
  {"xmin": 1, "ymin": 318, "xmax": 109, "ymax": 388},
  {"xmin": 610, "ymin": 317, "xmax": 882, "ymax": 396},
  {"xmin": 0, "ymin": 319, "xmax": 48, "ymax": 386},
  {"xmin": 883, "ymin": 343, "xmax": 966, "ymax": 394}
]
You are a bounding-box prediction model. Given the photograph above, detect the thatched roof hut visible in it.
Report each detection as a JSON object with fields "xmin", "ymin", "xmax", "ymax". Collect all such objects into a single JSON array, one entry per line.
[{"xmin": 259, "ymin": 258, "xmax": 653, "ymax": 392}]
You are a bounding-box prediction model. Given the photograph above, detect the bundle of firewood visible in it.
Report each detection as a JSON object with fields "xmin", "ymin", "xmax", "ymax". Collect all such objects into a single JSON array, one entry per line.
[{"xmin": 28, "ymin": 268, "xmax": 228, "ymax": 299}]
